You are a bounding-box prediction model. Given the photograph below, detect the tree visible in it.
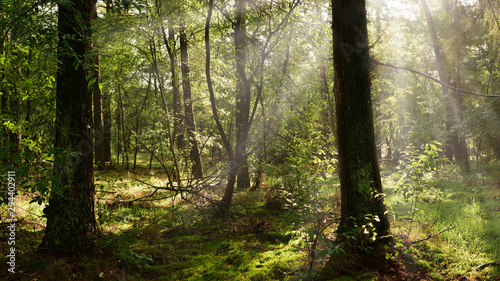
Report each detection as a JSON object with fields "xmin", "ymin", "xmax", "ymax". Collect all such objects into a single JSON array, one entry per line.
[
  {"xmin": 180, "ymin": 18, "xmax": 203, "ymax": 179},
  {"xmin": 332, "ymin": 0, "xmax": 390, "ymax": 238},
  {"xmin": 93, "ymin": 0, "xmax": 105, "ymax": 170},
  {"xmin": 205, "ymin": 0, "xmax": 236, "ymax": 215},
  {"xmin": 163, "ymin": 23, "xmax": 184, "ymax": 150},
  {"xmin": 40, "ymin": 0, "xmax": 98, "ymax": 256},
  {"xmin": 234, "ymin": 0, "xmax": 251, "ymax": 190},
  {"xmin": 421, "ymin": 0, "xmax": 470, "ymax": 172}
]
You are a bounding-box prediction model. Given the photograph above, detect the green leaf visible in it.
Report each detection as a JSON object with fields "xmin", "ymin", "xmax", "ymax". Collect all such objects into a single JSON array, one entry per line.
[{"xmin": 87, "ymin": 77, "xmax": 96, "ymax": 90}]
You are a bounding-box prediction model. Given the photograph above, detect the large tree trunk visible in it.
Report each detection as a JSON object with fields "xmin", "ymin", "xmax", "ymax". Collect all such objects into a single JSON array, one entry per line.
[
  {"xmin": 332, "ymin": 0, "xmax": 390, "ymax": 237},
  {"xmin": 40, "ymin": 0, "xmax": 97, "ymax": 256},
  {"xmin": 234, "ymin": 0, "xmax": 251, "ymax": 190},
  {"xmin": 180, "ymin": 20, "xmax": 203, "ymax": 179}
]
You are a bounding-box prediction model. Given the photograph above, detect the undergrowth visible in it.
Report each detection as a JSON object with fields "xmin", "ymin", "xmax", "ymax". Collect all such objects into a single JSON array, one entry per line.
[{"xmin": 1, "ymin": 158, "xmax": 499, "ymax": 280}]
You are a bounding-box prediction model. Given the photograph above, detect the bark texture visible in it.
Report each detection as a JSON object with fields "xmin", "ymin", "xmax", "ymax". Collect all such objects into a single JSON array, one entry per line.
[
  {"xmin": 40, "ymin": 0, "xmax": 97, "ymax": 256},
  {"xmin": 205, "ymin": 0, "xmax": 236, "ymax": 215},
  {"xmin": 93, "ymin": 51, "xmax": 105, "ymax": 170},
  {"xmin": 332, "ymin": 0, "xmax": 390, "ymax": 237},
  {"xmin": 180, "ymin": 21, "xmax": 203, "ymax": 179},
  {"xmin": 234, "ymin": 0, "xmax": 251, "ymax": 190}
]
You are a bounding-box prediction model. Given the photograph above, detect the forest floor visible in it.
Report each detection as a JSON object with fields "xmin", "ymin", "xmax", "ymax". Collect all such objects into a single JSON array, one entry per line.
[{"xmin": 1, "ymin": 161, "xmax": 500, "ymax": 280}]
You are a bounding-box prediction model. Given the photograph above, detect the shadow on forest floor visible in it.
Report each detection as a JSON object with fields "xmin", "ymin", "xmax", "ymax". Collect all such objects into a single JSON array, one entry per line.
[{"xmin": 1, "ymin": 162, "xmax": 500, "ymax": 280}]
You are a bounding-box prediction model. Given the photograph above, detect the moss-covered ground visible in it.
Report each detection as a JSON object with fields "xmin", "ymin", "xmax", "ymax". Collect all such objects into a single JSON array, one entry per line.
[{"xmin": 1, "ymin": 161, "xmax": 499, "ymax": 280}]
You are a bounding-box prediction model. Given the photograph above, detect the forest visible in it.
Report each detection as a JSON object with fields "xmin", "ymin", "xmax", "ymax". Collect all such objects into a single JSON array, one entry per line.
[{"xmin": 1, "ymin": 0, "xmax": 500, "ymax": 280}]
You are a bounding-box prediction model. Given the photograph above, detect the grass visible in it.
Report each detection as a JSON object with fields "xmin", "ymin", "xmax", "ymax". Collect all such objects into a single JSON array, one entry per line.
[
  {"xmin": 384, "ymin": 162, "xmax": 500, "ymax": 280},
  {"xmin": 1, "ymin": 158, "xmax": 499, "ymax": 280}
]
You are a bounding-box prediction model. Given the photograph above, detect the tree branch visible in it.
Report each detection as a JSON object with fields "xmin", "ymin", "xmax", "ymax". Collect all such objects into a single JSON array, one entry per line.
[
  {"xmin": 412, "ymin": 226, "xmax": 456, "ymax": 244},
  {"xmin": 205, "ymin": 0, "xmax": 234, "ymax": 160},
  {"xmin": 374, "ymin": 61, "xmax": 500, "ymax": 98},
  {"xmin": 476, "ymin": 261, "xmax": 500, "ymax": 270}
]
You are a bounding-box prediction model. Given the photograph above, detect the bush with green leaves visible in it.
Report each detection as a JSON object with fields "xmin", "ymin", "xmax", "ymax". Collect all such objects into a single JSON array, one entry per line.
[{"xmin": 398, "ymin": 141, "xmax": 448, "ymax": 202}]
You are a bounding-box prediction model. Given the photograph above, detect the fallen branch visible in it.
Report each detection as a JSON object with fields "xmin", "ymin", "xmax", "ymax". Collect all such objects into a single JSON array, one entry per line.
[
  {"xmin": 0, "ymin": 219, "xmax": 24, "ymax": 225},
  {"xmin": 476, "ymin": 261, "xmax": 500, "ymax": 270},
  {"xmin": 412, "ymin": 226, "xmax": 456, "ymax": 244},
  {"xmin": 374, "ymin": 61, "xmax": 500, "ymax": 98}
]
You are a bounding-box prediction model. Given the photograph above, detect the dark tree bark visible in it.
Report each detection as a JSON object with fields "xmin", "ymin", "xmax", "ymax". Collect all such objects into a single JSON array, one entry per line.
[
  {"xmin": 206, "ymin": 0, "xmax": 236, "ymax": 215},
  {"xmin": 91, "ymin": 0, "xmax": 104, "ymax": 170},
  {"xmin": 234, "ymin": 0, "xmax": 251, "ymax": 190},
  {"xmin": 332, "ymin": 0, "xmax": 390, "ymax": 237},
  {"xmin": 115, "ymin": 106, "xmax": 122, "ymax": 165},
  {"xmin": 497, "ymin": 134, "xmax": 500, "ymax": 159},
  {"xmin": 320, "ymin": 63, "xmax": 334, "ymax": 140},
  {"xmin": 162, "ymin": 26, "xmax": 184, "ymax": 149},
  {"xmin": 315, "ymin": 2, "xmax": 334, "ymax": 142},
  {"xmin": 453, "ymin": 0, "xmax": 470, "ymax": 172},
  {"xmin": 152, "ymin": 34, "xmax": 181, "ymax": 181},
  {"xmin": 103, "ymin": 92, "xmax": 112, "ymax": 164},
  {"xmin": 40, "ymin": 0, "xmax": 97, "ymax": 256},
  {"xmin": 1, "ymin": 40, "xmax": 6, "ymax": 163},
  {"xmin": 8, "ymin": 29, "xmax": 21, "ymax": 165},
  {"xmin": 180, "ymin": 20, "xmax": 203, "ymax": 179},
  {"xmin": 1, "ymin": 94, "xmax": 5, "ymax": 162},
  {"xmin": 118, "ymin": 84, "xmax": 128, "ymax": 169},
  {"xmin": 93, "ymin": 51, "xmax": 105, "ymax": 170}
]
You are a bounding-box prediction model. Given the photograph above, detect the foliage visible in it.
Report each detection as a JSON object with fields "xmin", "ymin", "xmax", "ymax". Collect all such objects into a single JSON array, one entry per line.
[
  {"xmin": 1, "ymin": 0, "xmax": 500, "ymax": 279},
  {"xmin": 397, "ymin": 142, "xmax": 448, "ymax": 202}
]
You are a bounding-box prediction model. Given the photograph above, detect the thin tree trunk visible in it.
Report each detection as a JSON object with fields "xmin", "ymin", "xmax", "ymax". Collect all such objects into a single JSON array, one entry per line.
[
  {"xmin": 91, "ymin": 0, "xmax": 104, "ymax": 169},
  {"xmin": 149, "ymin": 120, "xmax": 156, "ymax": 170},
  {"xmin": 316, "ymin": 2, "xmax": 333, "ymax": 142},
  {"xmin": 118, "ymin": 84, "xmax": 128, "ymax": 169},
  {"xmin": 162, "ymin": 26, "xmax": 184, "ymax": 149},
  {"xmin": 8, "ymin": 96, "xmax": 21, "ymax": 164},
  {"xmin": 1, "ymin": 87, "xmax": 6, "ymax": 163},
  {"xmin": 421, "ymin": 0, "xmax": 464, "ymax": 166},
  {"xmin": 93, "ymin": 51, "xmax": 105, "ymax": 170},
  {"xmin": 1, "ymin": 43, "xmax": 6, "ymax": 153},
  {"xmin": 475, "ymin": 133, "xmax": 482, "ymax": 170},
  {"xmin": 8, "ymin": 29, "xmax": 21, "ymax": 165},
  {"xmin": 320, "ymin": 63, "xmax": 332, "ymax": 140},
  {"xmin": 453, "ymin": 0, "xmax": 470, "ymax": 172},
  {"xmin": 116, "ymin": 96, "xmax": 122, "ymax": 166},
  {"xmin": 234, "ymin": 0, "xmax": 251, "ymax": 190},
  {"xmin": 180, "ymin": 20, "xmax": 203, "ymax": 179},
  {"xmin": 152, "ymin": 34, "xmax": 181, "ymax": 181},
  {"xmin": 133, "ymin": 137, "xmax": 138, "ymax": 170},
  {"xmin": 497, "ymin": 134, "xmax": 500, "ymax": 159},
  {"xmin": 1, "ymin": 39, "xmax": 5, "ymax": 158},
  {"xmin": 206, "ymin": 0, "xmax": 236, "ymax": 215},
  {"xmin": 103, "ymin": 90, "xmax": 112, "ymax": 164}
]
